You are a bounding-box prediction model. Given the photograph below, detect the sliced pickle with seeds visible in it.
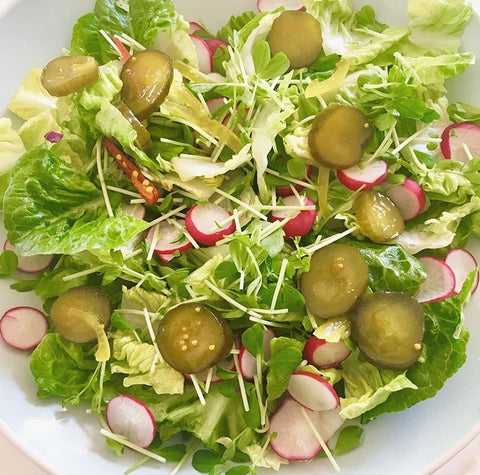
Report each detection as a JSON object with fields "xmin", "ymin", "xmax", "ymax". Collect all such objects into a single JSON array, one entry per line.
[
  {"xmin": 355, "ymin": 189, "xmax": 404, "ymax": 243},
  {"xmin": 308, "ymin": 105, "xmax": 372, "ymax": 169},
  {"xmin": 351, "ymin": 291, "xmax": 425, "ymax": 370},
  {"xmin": 300, "ymin": 243, "xmax": 369, "ymax": 319},
  {"xmin": 50, "ymin": 286, "xmax": 111, "ymax": 343},
  {"xmin": 156, "ymin": 303, "xmax": 234, "ymax": 374},
  {"xmin": 120, "ymin": 50, "xmax": 173, "ymax": 121}
]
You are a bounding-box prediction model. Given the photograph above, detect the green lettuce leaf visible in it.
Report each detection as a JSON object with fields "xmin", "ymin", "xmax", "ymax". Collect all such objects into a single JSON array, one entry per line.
[
  {"xmin": 0, "ymin": 118, "xmax": 25, "ymax": 174},
  {"xmin": 30, "ymin": 333, "xmax": 99, "ymax": 402},
  {"xmin": 70, "ymin": 0, "xmax": 178, "ymax": 63},
  {"xmin": 304, "ymin": 0, "xmax": 408, "ymax": 67},
  {"xmin": 3, "ymin": 146, "xmax": 149, "ymax": 255},
  {"xmin": 340, "ymin": 349, "xmax": 417, "ymax": 419},
  {"xmin": 407, "ymin": 0, "xmax": 473, "ymax": 53},
  {"xmin": 110, "ymin": 330, "xmax": 184, "ymax": 395},
  {"xmin": 8, "ymin": 68, "xmax": 57, "ymax": 121}
]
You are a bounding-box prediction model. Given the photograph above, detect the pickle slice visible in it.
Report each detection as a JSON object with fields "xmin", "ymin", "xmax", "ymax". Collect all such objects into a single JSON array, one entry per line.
[
  {"xmin": 41, "ymin": 55, "xmax": 99, "ymax": 96},
  {"xmin": 300, "ymin": 243, "xmax": 369, "ymax": 319},
  {"xmin": 355, "ymin": 190, "xmax": 405, "ymax": 243},
  {"xmin": 50, "ymin": 286, "xmax": 111, "ymax": 343},
  {"xmin": 267, "ymin": 10, "xmax": 323, "ymax": 69},
  {"xmin": 308, "ymin": 105, "xmax": 372, "ymax": 169},
  {"xmin": 351, "ymin": 291, "xmax": 425, "ymax": 370},
  {"xmin": 121, "ymin": 50, "xmax": 173, "ymax": 121},
  {"xmin": 156, "ymin": 303, "xmax": 234, "ymax": 374}
]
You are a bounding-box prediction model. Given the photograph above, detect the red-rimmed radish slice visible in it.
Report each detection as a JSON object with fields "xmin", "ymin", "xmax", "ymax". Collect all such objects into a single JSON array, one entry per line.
[
  {"xmin": 276, "ymin": 165, "xmax": 313, "ymax": 197},
  {"xmin": 185, "ymin": 203, "xmax": 235, "ymax": 246},
  {"xmin": 337, "ymin": 160, "xmax": 388, "ymax": 191},
  {"xmin": 415, "ymin": 256, "xmax": 456, "ymax": 303},
  {"xmin": 268, "ymin": 397, "xmax": 343, "ymax": 460},
  {"xmin": 206, "ymin": 97, "xmax": 228, "ymax": 115},
  {"xmin": 106, "ymin": 395, "xmax": 157, "ymax": 448},
  {"xmin": 120, "ymin": 203, "xmax": 146, "ymax": 220},
  {"xmin": 440, "ymin": 122, "xmax": 480, "ymax": 163},
  {"xmin": 190, "ymin": 35, "xmax": 213, "ymax": 74},
  {"xmin": 287, "ymin": 371, "xmax": 339, "ymax": 411},
  {"xmin": 184, "ymin": 357, "xmax": 235, "ymax": 384},
  {"xmin": 270, "ymin": 195, "xmax": 316, "ymax": 239},
  {"xmin": 188, "ymin": 21, "xmax": 204, "ymax": 35},
  {"xmin": 238, "ymin": 328, "xmax": 275, "ymax": 380},
  {"xmin": 146, "ymin": 219, "xmax": 192, "ymax": 257},
  {"xmin": 445, "ymin": 248, "xmax": 479, "ymax": 294},
  {"xmin": 205, "ymin": 38, "xmax": 229, "ymax": 56},
  {"xmin": 303, "ymin": 336, "xmax": 351, "ymax": 369},
  {"xmin": 3, "ymin": 240, "xmax": 54, "ymax": 274},
  {"xmin": 0, "ymin": 306, "xmax": 48, "ymax": 350},
  {"xmin": 384, "ymin": 178, "xmax": 426, "ymax": 221},
  {"xmin": 257, "ymin": 0, "xmax": 305, "ymax": 12}
]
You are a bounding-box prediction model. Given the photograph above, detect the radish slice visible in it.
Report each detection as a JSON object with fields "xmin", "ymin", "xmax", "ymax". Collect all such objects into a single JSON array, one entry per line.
[
  {"xmin": 445, "ymin": 248, "xmax": 479, "ymax": 294},
  {"xmin": 238, "ymin": 328, "xmax": 275, "ymax": 380},
  {"xmin": 120, "ymin": 203, "xmax": 146, "ymax": 221},
  {"xmin": 205, "ymin": 38, "xmax": 229, "ymax": 56},
  {"xmin": 188, "ymin": 21, "xmax": 204, "ymax": 35},
  {"xmin": 257, "ymin": 0, "xmax": 305, "ymax": 12},
  {"xmin": 415, "ymin": 256, "xmax": 456, "ymax": 303},
  {"xmin": 146, "ymin": 219, "xmax": 192, "ymax": 257},
  {"xmin": 268, "ymin": 397, "xmax": 343, "ymax": 460},
  {"xmin": 337, "ymin": 160, "xmax": 388, "ymax": 191},
  {"xmin": 276, "ymin": 165, "xmax": 313, "ymax": 197},
  {"xmin": 287, "ymin": 371, "xmax": 339, "ymax": 411},
  {"xmin": 0, "ymin": 306, "xmax": 48, "ymax": 350},
  {"xmin": 440, "ymin": 122, "xmax": 480, "ymax": 163},
  {"xmin": 303, "ymin": 336, "xmax": 351, "ymax": 369},
  {"xmin": 270, "ymin": 195, "xmax": 316, "ymax": 239},
  {"xmin": 206, "ymin": 97, "xmax": 228, "ymax": 116},
  {"xmin": 3, "ymin": 240, "xmax": 54, "ymax": 274},
  {"xmin": 384, "ymin": 178, "xmax": 426, "ymax": 221},
  {"xmin": 185, "ymin": 203, "xmax": 235, "ymax": 246},
  {"xmin": 190, "ymin": 35, "xmax": 213, "ymax": 74},
  {"xmin": 106, "ymin": 395, "xmax": 157, "ymax": 448}
]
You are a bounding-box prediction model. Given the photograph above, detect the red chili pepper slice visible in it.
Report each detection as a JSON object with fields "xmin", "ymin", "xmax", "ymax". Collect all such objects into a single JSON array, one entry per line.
[{"xmin": 103, "ymin": 138, "xmax": 160, "ymax": 206}]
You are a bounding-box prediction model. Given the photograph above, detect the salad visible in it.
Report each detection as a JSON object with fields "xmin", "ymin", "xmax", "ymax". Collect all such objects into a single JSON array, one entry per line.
[{"xmin": 0, "ymin": 0, "xmax": 480, "ymax": 473}]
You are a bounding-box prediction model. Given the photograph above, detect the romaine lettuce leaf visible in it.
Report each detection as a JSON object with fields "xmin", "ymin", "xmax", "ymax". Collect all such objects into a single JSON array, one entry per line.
[
  {"xmin": 111, "ymin": 330, "xmax": 184, "ymax": 395},
  {"xmin": 70, "ymin": 0, "xmax": 177, "ymax": 63},
  {"xmin": 340, "ymin": 349, "xmax": 417, "ymax": 419},
  {"xmin": 30, "ymin": 333, "xmax": 100, "ymax": 402},
  {"xmin": 3, "ymin": 146, "xmax": 149, "ymax": 255},
  {"xmin": 407, "ymin": 0, "xmax": 473, "ymax": 53},
  {"xmin": 0, "ymin": 118, "xmax": 25, "ymax": 174},
  {"xmin": 8, "ymin": 68, "xmax": 56, "ymax": 121}
]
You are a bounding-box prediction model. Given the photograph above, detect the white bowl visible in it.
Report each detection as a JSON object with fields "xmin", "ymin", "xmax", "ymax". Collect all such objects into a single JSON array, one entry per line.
[{"xmin": 0, "ymin": 1, "xmax": 479, "ymax": 474}]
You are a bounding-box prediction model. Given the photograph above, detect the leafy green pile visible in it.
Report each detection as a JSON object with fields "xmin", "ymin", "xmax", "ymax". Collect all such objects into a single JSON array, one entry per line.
[{"xmin": 1, "ymin": 0, "xmax": 479, "ymax": 473}]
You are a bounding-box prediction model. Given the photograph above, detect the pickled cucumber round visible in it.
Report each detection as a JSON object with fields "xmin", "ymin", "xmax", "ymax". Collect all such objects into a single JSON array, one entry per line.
[
  {"xmin": 267, "ymin": 11, "xmax": 323, "ymax": 69},
  {"xmin": 351, "ymin": 291, "xmax": 425, "ymax": 370},
  {"xmin": 50, "ymin": 286, "xmax": 111, "ymax": 343},
  {"xmin": 121, "ymin": 50, "xmax": 173, "ymax": 121},
  {"xmin": 156, "ymin": 303, "xmax": 234, "ymax": 374},
  {"xmin": 41, "ymin": 55, "xmax": 99, "ymax": 96},
  {"xmin": 355, "ymin": 190, "xmax": 404, "ymax": 242},
  {"xmin": 308, "ymin": 105, "xmax": 372, "ymax": 169},
  {"xmin": 300, "ymin": 244, "xmax": 369, "ymax": 318}
]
